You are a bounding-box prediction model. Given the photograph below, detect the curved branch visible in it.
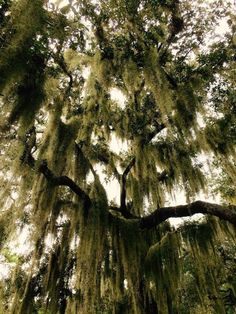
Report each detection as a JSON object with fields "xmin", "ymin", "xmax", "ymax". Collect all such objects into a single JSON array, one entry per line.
[
  {"xmin": 140, "ymin": 200, "xmax": 236, "ymax": 229},
  {"xmin": 21, "ymin": 149, "xmax": 91, "ymax": 208},
  {"xmin": 38, "ymin": 161, "xmax": 91, "ymax": 207}
]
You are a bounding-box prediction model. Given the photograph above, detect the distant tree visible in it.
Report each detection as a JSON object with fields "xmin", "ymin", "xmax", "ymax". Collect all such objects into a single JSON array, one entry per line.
[{"xmin": 0, "ymin": 0, "xmax": 235, "ymax": 313}]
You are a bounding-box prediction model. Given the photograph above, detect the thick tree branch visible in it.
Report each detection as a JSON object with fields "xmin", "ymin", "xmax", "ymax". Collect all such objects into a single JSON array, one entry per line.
[
  {"xmin": 140, "ymin": 200, "xmax": 236, "ymax": 229},
  {"xmin": 118, "ymin": 122, "xmax": 167, "ymax": 217},
  {"xmin": 21, "ymin": 148, "xmax": 91, "ymax": 208},
  {"xmin": 38, "ymin": 161, "xmax": 91, "ymax": 207}
]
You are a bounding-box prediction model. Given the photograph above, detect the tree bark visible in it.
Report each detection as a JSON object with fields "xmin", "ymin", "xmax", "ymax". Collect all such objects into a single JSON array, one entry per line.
[
  {"xmin": 21, "ymin": 148, "xmax": 91, "ymax": 208},
  {"xmin": 140, "ymin": 200, "xmax": 236, "ymax": 229}
]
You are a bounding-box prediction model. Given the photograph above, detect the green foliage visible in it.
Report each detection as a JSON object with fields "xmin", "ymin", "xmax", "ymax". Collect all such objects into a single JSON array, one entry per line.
[{"xmin": 0, "ymin": 0, "xmax": 235, "ymax": 313}]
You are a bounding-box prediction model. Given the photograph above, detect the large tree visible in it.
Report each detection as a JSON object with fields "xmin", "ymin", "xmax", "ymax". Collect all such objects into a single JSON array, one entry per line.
[{"xmin": 0, "ymin": 0, "xmax": 236, "ymax": 313}]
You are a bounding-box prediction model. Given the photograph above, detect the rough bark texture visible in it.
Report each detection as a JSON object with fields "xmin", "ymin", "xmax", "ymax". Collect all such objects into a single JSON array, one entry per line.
[{"xmin": 140, "ymin": 201, "xmax": 236, "ymax": 229}]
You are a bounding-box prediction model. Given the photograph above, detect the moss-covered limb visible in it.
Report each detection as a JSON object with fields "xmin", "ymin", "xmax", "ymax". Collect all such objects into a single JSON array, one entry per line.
[
  {"xmin": 38, "ymin": 160, "xmax": 91, "ymax": 208},
  {"xmin": 21, "ymin": 147, "xmax": 91, "ymax": 208},
  {"xmin": 140, "ymin": 201, "xmax": 236, "ymax": 229},
  {"xmin": 108, "ymin": 168, "xmax": 173, "ymax": 219},
  {"xmin": 119, "ymin": 120, "xmax": 167, "ymax": 215}
]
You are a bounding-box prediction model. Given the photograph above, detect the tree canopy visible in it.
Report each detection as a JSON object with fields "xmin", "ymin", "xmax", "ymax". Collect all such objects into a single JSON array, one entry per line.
[{"xmin": 0, "ymin": 0, "xmax": 236, "ymax": 313}]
